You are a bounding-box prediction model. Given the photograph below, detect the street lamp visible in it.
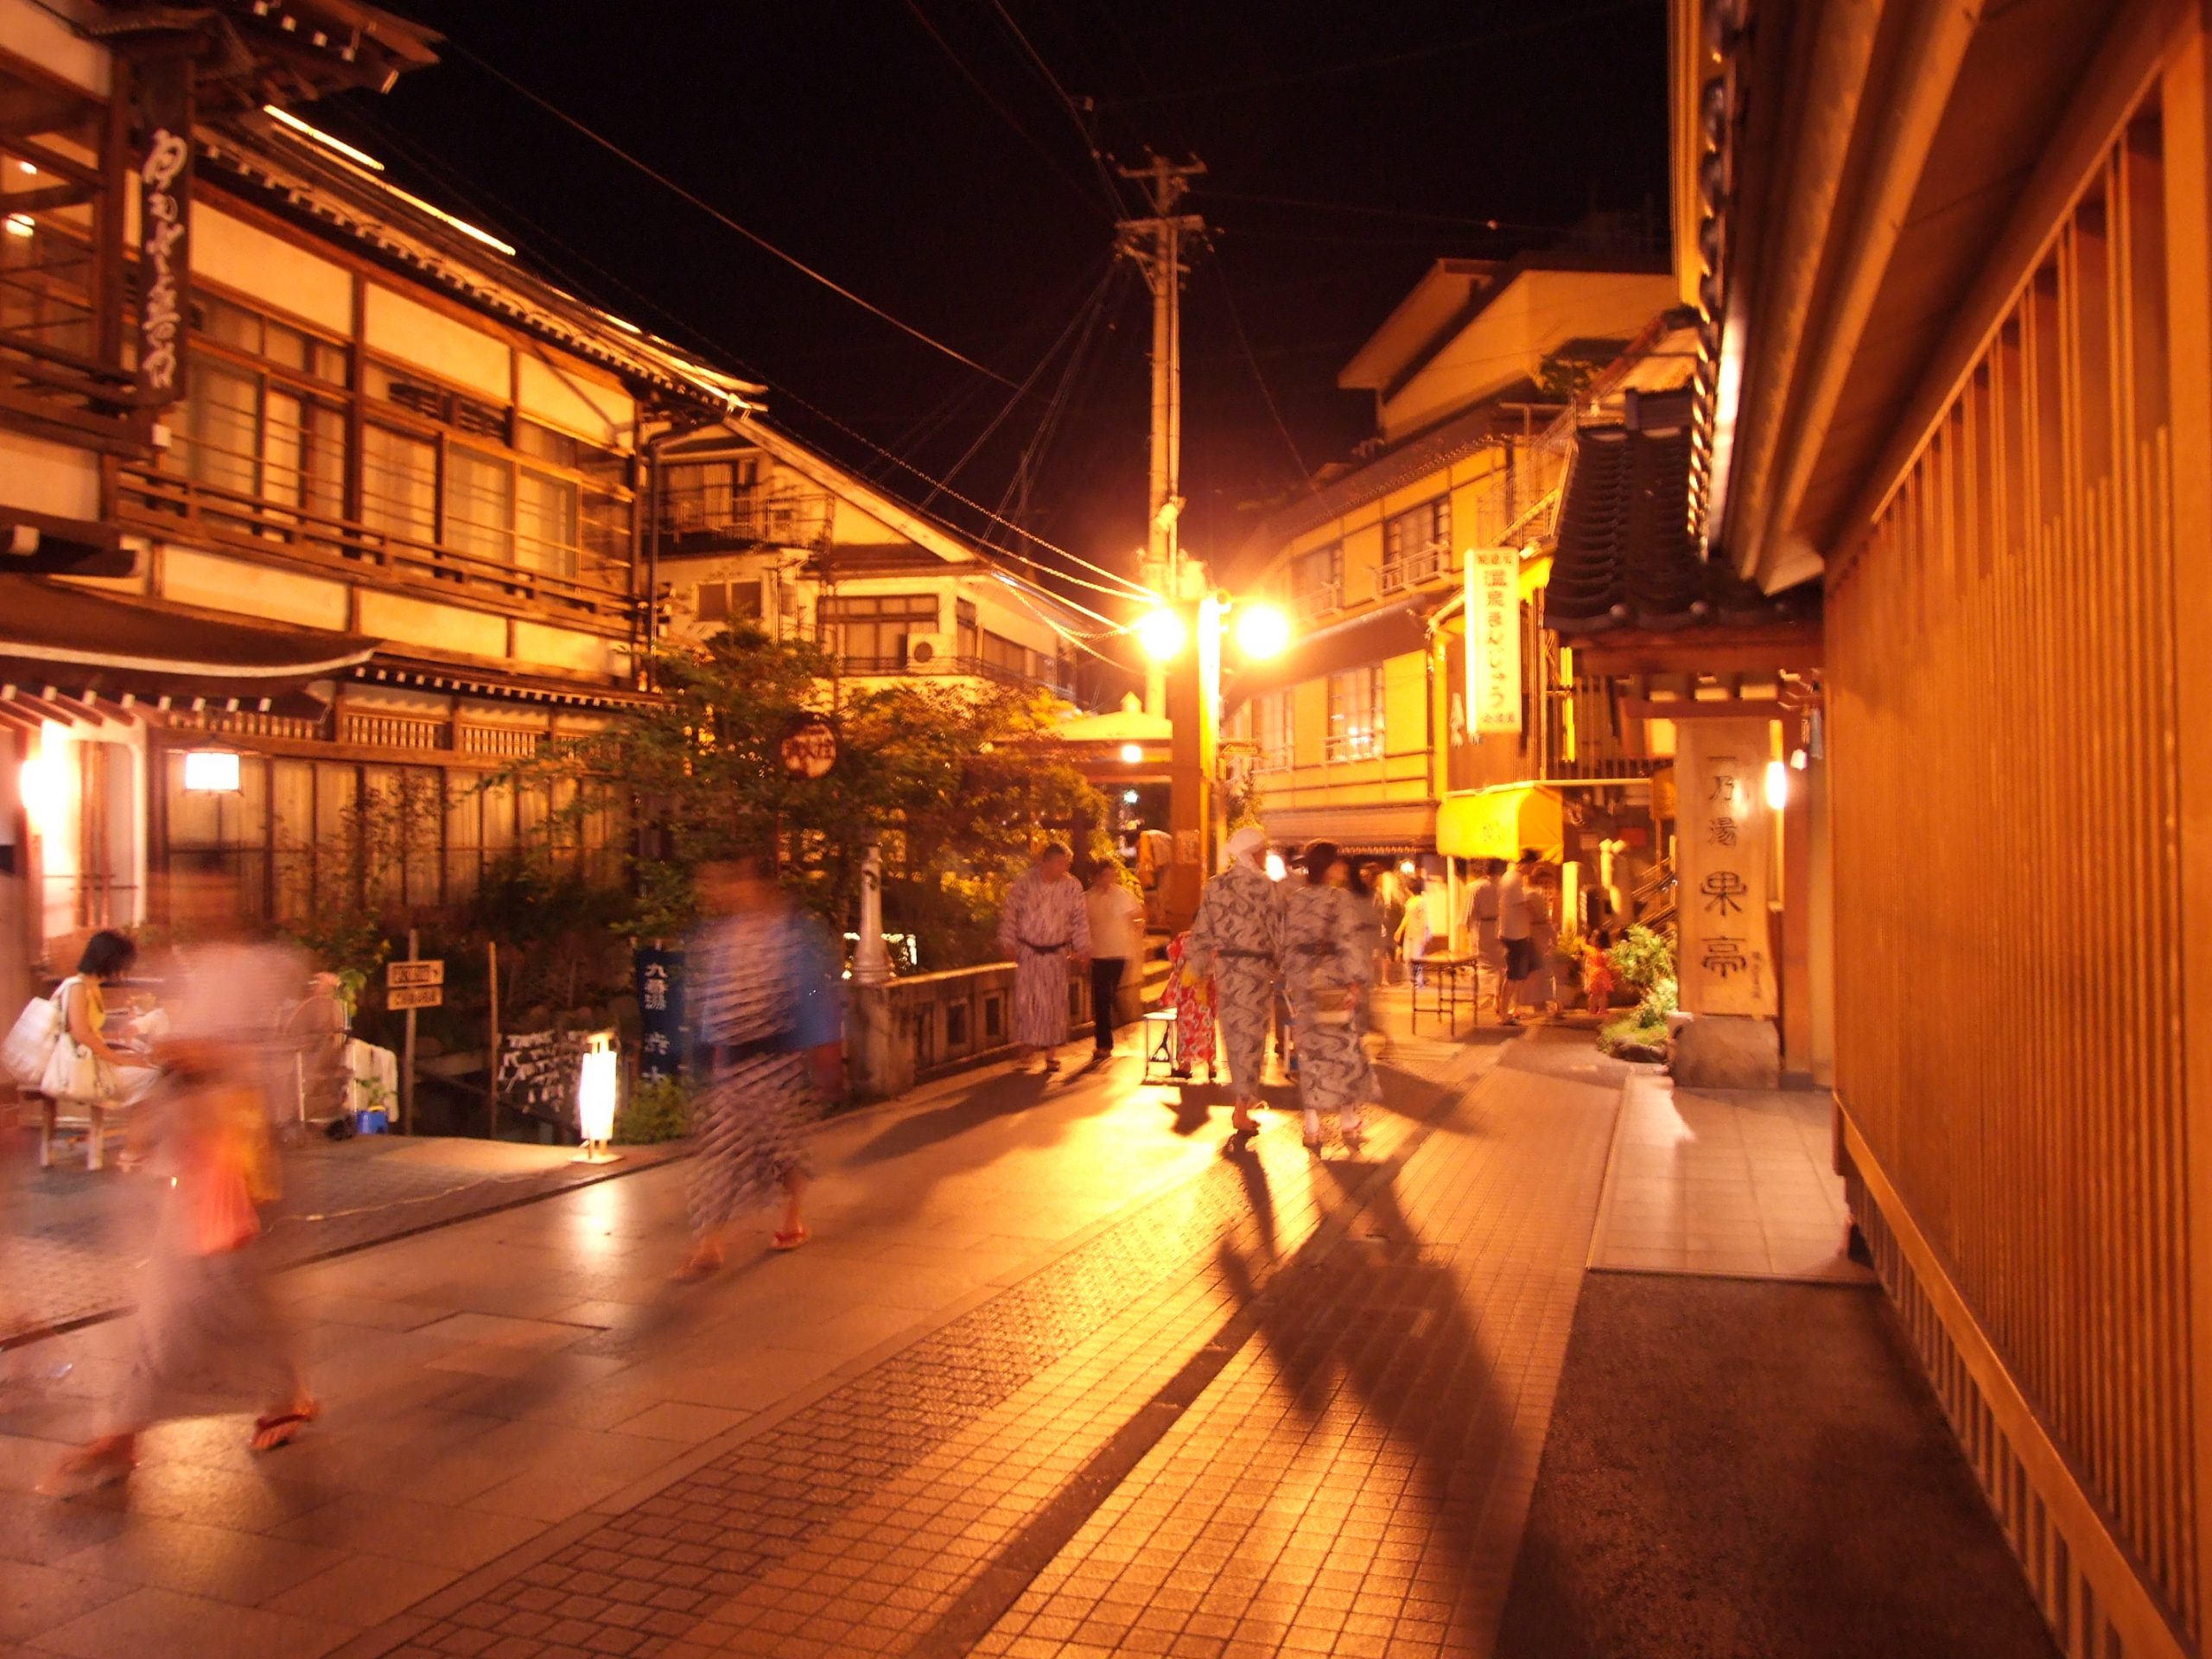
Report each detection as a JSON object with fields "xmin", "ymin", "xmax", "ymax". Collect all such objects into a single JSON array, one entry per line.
[
  {"xmin": 1135, "ymin": 607, "xmax": 1187, "ymax": 662},
  {"xmin": 1233, "ymin": 601, "xmax": 1290, "ymax": 660}
]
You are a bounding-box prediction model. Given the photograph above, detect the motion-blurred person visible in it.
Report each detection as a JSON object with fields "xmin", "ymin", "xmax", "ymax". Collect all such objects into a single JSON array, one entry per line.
[
  {"xmin": 1468, "ymin": 857, "xmax": 1506, "ymax": 1013},
  {"xmin": 1497, "ymin": 849, "xmax": 1538, "ymax": 1027},
  {"xmin": 1083, "ymin": 863, "xmax": 1145, "ymax": 1063},
  {"xmin": 44, "ymin": 862, "xmax": 313, "ymax": 1491},
  {"xmin": 284, "ymin": 972, "xmax": 350, "ymax": 1127},
  {"xmin": 996, "ymin": 842, "xmax": 1092, "ymax": 1075},
  {"xmin": 1285, "ymin": 842, "xmax": 1378, "ymax": 1150},
  {"xmin": 1366, "ymin": 861, "xmax": 1405, "ymax": 984},
  {"xmin": 1396, "ymin": 875, "xmax": 1431, "ymax": 986},
  {"xmin": 1161, "ymin": 931, "xmax": 1217, "ymax": 1083},
  {"xmin": 1187, "ymin": 824, "xmax": 1281, "ymax": 1135},
  {"xmin": 677, "ymin": 851, "xmax": 842, "ymax": 1277},
  {"xmin": 1522, "ymin": 863, "xmax": 1563, "ymax": 1018}
]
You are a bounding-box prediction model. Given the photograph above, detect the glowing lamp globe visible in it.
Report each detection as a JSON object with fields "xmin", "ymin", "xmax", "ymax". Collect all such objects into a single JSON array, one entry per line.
[
  {"xmin": 1120, "ymin": 741, "xmax": 1143, "ymax": 764},
  {"xmin": 182, "ymin": 750, "xmax": 242, "ymax": 793},
  {"xmin": 1233, "ymin": 601, "xmax": 1291, "ymax": 659},
  {"xmin": 575, "ymin": 1033, "xmax": 620, "ymax": 1160},
  {"xmin": 1135, "ymin": 607, "xmax": 1186, "ymax": 662}
]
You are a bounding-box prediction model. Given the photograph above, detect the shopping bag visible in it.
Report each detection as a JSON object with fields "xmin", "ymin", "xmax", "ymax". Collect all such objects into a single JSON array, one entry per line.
[
  {"xmin": 2, "ymin": 995, "xmax": 60, "ymax": 1087},
  {"xmin": 39, "ymin": 1033, "xmax": 99, "ymax": 1103}
]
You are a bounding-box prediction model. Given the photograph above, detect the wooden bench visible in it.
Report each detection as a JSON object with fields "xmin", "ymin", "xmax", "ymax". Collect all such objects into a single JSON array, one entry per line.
[{"xmin": 15, "ymin": 1088, "xmax": 126, "ymax": 1171}]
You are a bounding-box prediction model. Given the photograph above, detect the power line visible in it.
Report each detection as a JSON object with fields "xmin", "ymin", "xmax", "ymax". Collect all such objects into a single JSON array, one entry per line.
[
  {"xmin": 985, "ymin": 0, "xmax": 1124, "ymax": 215},
  {"xmin": 900, "ymin": 0, "xmax": 1104, "ymax": 215},
  {"xmin": 432, "ymin": 34, "xmax": 1015, "ymax": 386},
  {"xmin": 1207, "ymin": 253, "xmax": 1313, "ymax": 493},
  {"xmin": 1102, "ymin": 1, "xmax": 1653, "ymax": 106},
  {"xmin": 1204, "ymin": 189, "xmax": 1554, "ymax": 232}
]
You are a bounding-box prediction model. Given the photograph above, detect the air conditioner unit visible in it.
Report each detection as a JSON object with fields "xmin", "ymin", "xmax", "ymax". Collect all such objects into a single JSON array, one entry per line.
[{"xmin": 903, "ymin": 632, "xmax": 948, "ymax": 669}]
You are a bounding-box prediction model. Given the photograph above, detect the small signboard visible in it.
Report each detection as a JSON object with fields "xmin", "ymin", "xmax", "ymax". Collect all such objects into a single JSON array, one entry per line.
[
  {"xmin": 779, "ymin": 715, "xmax": 838, "ymax": 779},
  {"xmin": 387, "ymin": 960, "xmax": 444, "ymax": 989},
  {"xmin": 388, "ymin": 984, "xmax": 443, "ymax": 1011}
]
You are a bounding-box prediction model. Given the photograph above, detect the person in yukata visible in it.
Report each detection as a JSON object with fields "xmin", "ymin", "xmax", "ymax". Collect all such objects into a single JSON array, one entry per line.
[
  {"xmin": 1283, "ymin": 841, "xmax": 1380, "ymax": 1152},
  {"xmin": 677, "ymin": 850, "xmax": 843, "ymax": 1277},
  {"xmin": 997, "ymin": 842, "xmax": 1092, "ymax": 1075},
  {"xmin": 1186, "ymin": 825, "xmax": 1282, "ymax": 1135}
]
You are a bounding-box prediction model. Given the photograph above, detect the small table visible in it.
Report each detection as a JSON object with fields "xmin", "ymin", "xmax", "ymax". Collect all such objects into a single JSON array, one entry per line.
[
  {"xmin": 1409, "ymin": 954, "xmax": 1478, "ymax": 1034},
  {"xmin": 1141, "ymin": 1010, "xmax": 1180, "ymax": 1084}
]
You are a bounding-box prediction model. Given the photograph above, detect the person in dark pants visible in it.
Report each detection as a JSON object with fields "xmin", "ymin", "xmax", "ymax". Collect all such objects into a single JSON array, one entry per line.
[{"xmin": 1084, "ymin": 863, "xmax": 1146, "ymax": 1061}]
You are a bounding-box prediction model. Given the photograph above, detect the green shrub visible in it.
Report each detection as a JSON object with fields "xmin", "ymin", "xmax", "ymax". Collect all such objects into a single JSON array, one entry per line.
[
  {"xmin": 1605, "ymin": 925, "xmax": 1676, "ymax": 995},
  {"xmin": 613, "ymin": 1074, "xmax": 691, "ymax": 1144}
]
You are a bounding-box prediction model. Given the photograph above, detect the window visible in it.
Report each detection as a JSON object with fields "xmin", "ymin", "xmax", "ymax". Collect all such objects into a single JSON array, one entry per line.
[
  {"xmin": 517, "ymin": 467, "xmax": 579, "ymax": 578},
  {"xmin": 163, "ymin": 750, "xmax": 270, "ymax": 918},
  {"xmin": 980, "ymin": 630, "xmax": 1032, "ymax": 680},
  {"xmin": 1383, "ymin": 497, "xmax": 1452, "ymax": 575},
  {"xmin": 1326, "ymin": 667, "xmax": 1384, "ymax": 761},
  {"xmin": 1290, "ymin": 543, "xmax": 1343, "ymax": 595},
  {"xmin": 696, "ymin": 578, "xmax": 764, "ymax": 624},
  {"xmin": 660, "ymin": 455, "xmax": 760, "ymax": 536},
  {"xmin": 362, "ymin": 424, "xmax": 437, "ymax": 544},
  {"xmin": 1255, "ymin": 690, "xmax": 1295, "ymax": 770},
  {"xmin": 198, "ymin": 294, "xmax": 348, "ymax": 386},
  {"xmin": 957, "ymin": 598, "xmax": 979, "ymax": 659},
  {"xmin": 820, "ymin": 594, "xmax": 938, "ymax": 668},
  {"xmin": 446, "ymin": 447, "xmax": 515, "ymax": 566}
]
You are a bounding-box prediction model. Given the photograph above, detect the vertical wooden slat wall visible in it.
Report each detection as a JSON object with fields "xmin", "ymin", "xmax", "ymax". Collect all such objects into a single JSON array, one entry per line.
[{"xmin": 1827, "ymin": 90, "xmax": 2196, "ymax": 1646}]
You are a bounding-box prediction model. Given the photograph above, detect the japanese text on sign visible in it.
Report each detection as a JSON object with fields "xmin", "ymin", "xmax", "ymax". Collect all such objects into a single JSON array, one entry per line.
[
  {"xmin": 386, "ymin": 960, "xmax": 444, "ymax": 988},
  {"xmin": 1674, "ymin": 719, "xmax": 1777, "ymax": 1019},
  {"xmin": 388, "ymin": 985, "xmax": 443, "ymax": 1011},
  {"xmin": 1464, "ymin": 547, "xmax": 1522, "ymax": 736}
]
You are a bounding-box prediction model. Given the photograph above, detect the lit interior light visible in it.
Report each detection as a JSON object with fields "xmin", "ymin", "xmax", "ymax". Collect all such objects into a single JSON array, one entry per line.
[
  {"xmin": 1764, "ymin": 758, "xmax": 1789, "ymax": 811},
  {"xmin": 1119, "ymin": 741, "xmax": 1143, "ymax": 764},
  {"xmin": 1135, "ymin": 607, "xmax": 1186, "ymax": 662},
  {"xmin": 1264, "ymin": 852, "xmax": 1287, "ymax": 881},
  {"xmin": 182, "ymin": 750, "xmax": 242, "ymax": 793},
  {"xmin": 17, "ymin": 161, "xmax": 35, "ymax": 176},
  {"xmin": 19, "ymin": 721, "xmax": 69, "ymax": 833},
  {"xmin": 262, "ymin": 105, "xmax": 385, "ymax": 171},
  {"xmin": 4, "ymin": 213, "xmax": 33, "ymax": 238},
  {"xmin": 1122, "ymin": 789, "xmax": 1139, "ymax": 804},
  {"xmin": 575, "ymin": 1032, "xmax": 619, "ymax": 1159},
  {"xmin": 1399, "ymin": 861, "xmax": 1416, "ymax": 876},
  {"xmin": 1789, "ymin": 747, "xmax": 1808, "ymax": 771},
  {"xmin": 1232, "ymin": 601, "xmax": 1290, "ymax": 660}
]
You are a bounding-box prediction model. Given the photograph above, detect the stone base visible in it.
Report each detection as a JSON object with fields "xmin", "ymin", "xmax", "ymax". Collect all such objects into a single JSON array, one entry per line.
[{"xmin": 1669, "ymin": 1014, "xmax": 1781, "ymax": 1090}]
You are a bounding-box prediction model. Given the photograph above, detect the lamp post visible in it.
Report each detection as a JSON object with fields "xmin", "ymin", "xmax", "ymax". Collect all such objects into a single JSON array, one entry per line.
[{"xmin": 1138, "ymin": 594, "xmax": 1289, "ymax": 929}]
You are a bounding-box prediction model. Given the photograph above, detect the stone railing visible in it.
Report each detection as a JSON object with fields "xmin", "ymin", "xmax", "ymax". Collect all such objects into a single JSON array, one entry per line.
[{"xmin": 844, "ymin": 959, "xmax": 1143, "ymax": 1100}]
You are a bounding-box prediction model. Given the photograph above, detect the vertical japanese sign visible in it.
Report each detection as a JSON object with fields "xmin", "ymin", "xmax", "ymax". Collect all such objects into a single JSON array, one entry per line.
[
  {"xmin": 1674, "ymin": 717, "xmax": 1777, "ymax": 1018},
  {"xmin": 134, "ymin": 55, "xmax": 193, "ymax": 406},
  {"xmin": 1465, "ymin": 547, "xmax": 1522, "ymax": 735},
  {"xmin": 635, "ymin": 945, "xmax": 686, "ymax": 1082}
]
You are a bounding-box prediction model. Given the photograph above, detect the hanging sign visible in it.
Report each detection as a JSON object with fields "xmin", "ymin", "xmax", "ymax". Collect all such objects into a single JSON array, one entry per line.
[
  {"xmin": 134, "ymin": 55, "xmax": 194, "ymax": 405},
  {"xmin": 634, "ymin": 944, "xmax": 686, "ymax": 1082},
  {"xmin": 497, "ymin": 1030, "xmax": 591, "ymax": 1128},
  {"xmin": 1465, "ymin": 547, "xmax": 1522, "ymax": 735},
  {"xmin": 779, "ymin": 714, "xmax": 838, "ymax": 779},
  {"xmin": 386, "ymin": 957, "xmax": 443, "ymax": 1010},
  {"xmin": 1673, "ymin": 718, "xmax": 1777, "ymax": 1019}
]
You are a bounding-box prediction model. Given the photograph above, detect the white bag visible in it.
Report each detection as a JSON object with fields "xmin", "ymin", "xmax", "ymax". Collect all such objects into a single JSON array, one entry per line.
[
  {"xmin": 2, "ymin": 995, "xmax": 60, "ymax": 1087},
  {"xmin": 35, "ymin": 980, "xmax": 100, "ymax": 1103}
]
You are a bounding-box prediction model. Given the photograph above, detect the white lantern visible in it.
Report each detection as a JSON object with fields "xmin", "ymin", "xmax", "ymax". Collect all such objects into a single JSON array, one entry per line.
[
  {"xmin": 575, "ymin": 1032, "xmax": 620, "ymax": 1162},
  {"xmin": 183, "ymin": 750, "xmax": 242, "ymax": 793}
]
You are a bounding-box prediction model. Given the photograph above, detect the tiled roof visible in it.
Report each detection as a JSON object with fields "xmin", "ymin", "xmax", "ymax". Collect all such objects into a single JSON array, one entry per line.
[{"xmin": 1546, "ymin": 418, "xmax": 1813, "ymax": 636}]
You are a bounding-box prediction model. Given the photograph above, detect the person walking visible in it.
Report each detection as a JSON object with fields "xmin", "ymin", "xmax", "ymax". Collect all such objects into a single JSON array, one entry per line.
[
  {"xmin": 1396, "ymin": 876, "xmax": 1432, "ymax": 987},
  {"xmin": 1467, "ymin": 858, "xmax": 1505, "ymax": 1015},
  {"xmin": 1162, "ymin": 931, "xmax": 1217, "ymax": 1082},
  {"xmin": 1084, "ymin": 864, "xmax": 1145, "ymax": 1062},
  {"xmin": 1367, "ymin": 862, "xmax": 1406, "ymax": 985},
  {"xmin": 1497, "ymin": 849, "xmax": 1539, "ymax": 1026},
  {"xmin": 1523, "ymin": 864, "xmax": 1562, "ymax": 1018},
  {"xmin": 1187, "ymin": 824, "xmax": 1282, "ymax": 1135},
  {"xmin": 677, "ymin": 852, "xmax": 842, "ymax": 1277},
  {"xmin": 997, "ymin": 843, "xmax": 1092, "ymax": 1075},
  {"xmin": 1284, "ymin": 842, "xmax": 1379, "ymax": 1150}
]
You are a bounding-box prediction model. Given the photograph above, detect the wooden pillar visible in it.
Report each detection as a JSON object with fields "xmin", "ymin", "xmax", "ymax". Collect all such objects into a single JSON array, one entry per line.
[{"xmin": 1780, "ymin": 728, "xmax": 1815, "ymax": 1084}]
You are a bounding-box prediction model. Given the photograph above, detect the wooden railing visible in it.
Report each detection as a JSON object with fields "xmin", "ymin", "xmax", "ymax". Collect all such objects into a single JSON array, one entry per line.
[
  {"xmin": 115, "ymin": 464, "xmax": 637, "ymax": 628},
  {"xmin": 1378, "ymin": 542, "xmax": 1452, "ymax": 594}
]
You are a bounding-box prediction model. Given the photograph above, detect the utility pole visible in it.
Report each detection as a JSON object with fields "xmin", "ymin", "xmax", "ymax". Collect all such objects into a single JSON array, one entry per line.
[{"xmin": 1117, "ymin": 152, "xmax": 1211, "ymax": 926}]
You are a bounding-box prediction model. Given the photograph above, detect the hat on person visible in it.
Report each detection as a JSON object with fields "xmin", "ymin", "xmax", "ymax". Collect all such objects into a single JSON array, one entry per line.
[{"xmin": 1225, "ymin": 825, "xmax": 1267, "ymax": 863}]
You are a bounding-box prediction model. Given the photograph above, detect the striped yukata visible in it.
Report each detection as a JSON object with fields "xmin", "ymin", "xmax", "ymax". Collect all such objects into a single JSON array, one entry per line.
[
  {"xmin": 686, "ymin": 903, "xmax": 839, "ymax": 1236},
  {"xmin": 1187, "ymin": 861, "xmax": 1283, "ymax": 1101},
  {"xmin": 996, "ymin": 868, "xmax": 1092, "ymax": 1049}
]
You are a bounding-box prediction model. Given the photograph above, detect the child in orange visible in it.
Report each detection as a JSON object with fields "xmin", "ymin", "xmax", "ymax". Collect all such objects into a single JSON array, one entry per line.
[{"xmin": 1583, "ymin": 927, "xmax": 1618, "ymax": 1017}]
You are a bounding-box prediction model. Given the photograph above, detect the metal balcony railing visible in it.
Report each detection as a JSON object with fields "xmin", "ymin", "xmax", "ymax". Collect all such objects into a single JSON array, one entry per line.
[
  {"xmin": 1294, "ymin": 582, "xmax": 1344, "ymax": 622},
  {"xmin": 1377, "ymin": 540, "xmax": 1452, "ymax": 595}
]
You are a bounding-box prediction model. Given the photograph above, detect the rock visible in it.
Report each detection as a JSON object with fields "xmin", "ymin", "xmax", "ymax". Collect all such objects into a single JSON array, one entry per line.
[{"xmin": 1669, "ymin": 1014, "xmax": 1781, "ymax": 1089}]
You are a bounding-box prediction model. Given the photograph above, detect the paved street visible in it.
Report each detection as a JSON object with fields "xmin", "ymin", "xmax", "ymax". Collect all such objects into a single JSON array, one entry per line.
[{"xmin": 0, "ymin": 1012, "xmax": 2034, "ymax": 1659}]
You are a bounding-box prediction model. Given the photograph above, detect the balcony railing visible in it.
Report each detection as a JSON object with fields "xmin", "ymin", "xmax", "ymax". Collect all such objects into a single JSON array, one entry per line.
[
  {"xmin": 658, "ymin": 481, "xmax": 832, "ymax": 551},
  {"xmin": 1322, "ymin": 734, "xmax": 1383, "ymax": 764},
  {"xmin": 1294, "ymin": 582, "xmax": 1344, "ymax": 622},
  {"xmin": 117, "ymin": 464, "xmax": 636, "ymax": 627},
  {"xmin": 1377, "ymin": 541, "xmax": 1452, "ymax": 595},
  {"xmin": 834, "ymin": 652, "xmax": 1071, "ymax": 698}
]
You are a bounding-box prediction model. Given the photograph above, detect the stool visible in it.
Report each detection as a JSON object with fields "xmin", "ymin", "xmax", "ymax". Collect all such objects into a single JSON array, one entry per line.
[
  {"xmin": 28, "ymin": 1092, "xmax": 124, "ymax": 1171},
  {"xmin": 1141, "ymin": 1010, "xmax": 1179, "ymax": 1084}
]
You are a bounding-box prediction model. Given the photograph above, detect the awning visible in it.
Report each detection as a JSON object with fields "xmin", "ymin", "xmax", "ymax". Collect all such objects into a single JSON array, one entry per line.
[
  {"xmin": 1262, "ymin": 799, "xmax": 1437, "ymax": 855},
  {"xmin": 0, "ymin": 579, "xmax": 377, "ymax": 717},
  {"xmin": 1226, "ymin": 596, "xmax": 1432, "ymax": 702},
  {"xmin": 1435, "ymin": 785, "xmax": 1566, "ymax": 861}
]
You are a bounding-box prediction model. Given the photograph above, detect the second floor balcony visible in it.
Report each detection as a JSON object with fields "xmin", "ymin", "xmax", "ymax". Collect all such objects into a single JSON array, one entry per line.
[
  {"xmin": 1294, "ymin": 581, "xmax": 1344, "ymax": 623},
  {"xmin": 832, "ymin": 649, "xmax": 1071, "ymax": 700},
  {"xmin": 1378, "ymin": 539, "xmax": 1453, "ymax": 595}
]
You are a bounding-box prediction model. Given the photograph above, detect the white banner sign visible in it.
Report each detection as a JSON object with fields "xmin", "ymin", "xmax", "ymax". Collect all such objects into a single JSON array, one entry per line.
[
  {"xmin": 1465, "ymin": 546, "xmax": 1521, "ymax": 735},
  {"xmin": 1674, "ymin": 717, "xmax": 1777, "ymax": 1019}
]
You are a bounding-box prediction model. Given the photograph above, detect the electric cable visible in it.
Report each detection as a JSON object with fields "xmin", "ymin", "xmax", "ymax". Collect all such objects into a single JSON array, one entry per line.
[
  {"xmin": 431, "ymin": 33, "xmax": 1016, "ymax": 386},
  {"xmin": 900, "ymin": 0, "xmax": 1105, "ymax": 215},
  {"xmin": 984, "ymin": 0, "xmax": 1124, "ymax": 215},
  {"xmin": 1207, "ymin": 251, "xmax": 1313, "ymax": 493}
]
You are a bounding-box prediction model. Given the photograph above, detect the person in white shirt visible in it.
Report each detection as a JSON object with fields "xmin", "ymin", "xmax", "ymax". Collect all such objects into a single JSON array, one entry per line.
[
  {"xmin": 1496, "ymin": 849, "xmax": 1538, "ymax": 1025},
  {"xmin": 1465, "ymin": 858, "xmax": 1504, "ymax": 1007},
  {"xmin": 1084, "ymin": 864, "xmax": 1147, "ymax": 1061}
]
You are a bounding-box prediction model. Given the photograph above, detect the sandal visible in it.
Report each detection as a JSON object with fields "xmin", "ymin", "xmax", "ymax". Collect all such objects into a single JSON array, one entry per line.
[
  {"xmin": 251, "ymin": 1402, "xmax": 319, "ymax": 1452},
  {"xmin": 1230, "ymin": 1106, "xmax": 1260, "ymax": 1136},
  {"xmin": 39, "ymin": 1441, "xmax": 136, "ymax": 1496},
  {"xmin": 771, "ymin": 1227, "xmax": 810, "ymax": 1252}
]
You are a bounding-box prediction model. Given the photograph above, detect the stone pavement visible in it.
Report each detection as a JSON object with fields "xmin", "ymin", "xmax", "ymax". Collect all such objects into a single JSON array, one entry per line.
[
  {"xmin": 0, "ymin": 1014, "xmax": 1912, "ymax": 1659},
  {"xmin": 0, "ymin": 1131, "xmax": 683, "ymax": 1344}
]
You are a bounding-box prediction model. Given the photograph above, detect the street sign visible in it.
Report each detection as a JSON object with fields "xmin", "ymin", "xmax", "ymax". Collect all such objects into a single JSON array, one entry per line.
[
  {"xmin": 387, "ymin": 960, "xmax": 444, "ymax": 989},
  {"xmin": 388, "ymin": 984, "xmax": 443, "ymax": 1011},
  {"xmin": 779, "ymin": 714, "xmax": 838, "ymax": 779}
]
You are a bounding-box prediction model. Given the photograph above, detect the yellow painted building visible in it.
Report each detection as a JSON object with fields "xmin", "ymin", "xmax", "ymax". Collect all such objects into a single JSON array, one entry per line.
[{"xmin": 1224, "ymin": 253, "xmax": 1678, "ymax": 873}]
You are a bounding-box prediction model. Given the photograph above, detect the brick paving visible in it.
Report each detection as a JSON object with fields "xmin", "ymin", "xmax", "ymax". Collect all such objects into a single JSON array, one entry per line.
[{"xmin": 343, "ymin": 1030, "xmax": 1619, "ymax": 1659}]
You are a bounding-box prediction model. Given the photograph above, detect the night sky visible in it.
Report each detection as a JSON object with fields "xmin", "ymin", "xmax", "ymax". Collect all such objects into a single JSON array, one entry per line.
[{"xmin": 327, "ymin": 1, "xmax": 1668, "ymax": 609}]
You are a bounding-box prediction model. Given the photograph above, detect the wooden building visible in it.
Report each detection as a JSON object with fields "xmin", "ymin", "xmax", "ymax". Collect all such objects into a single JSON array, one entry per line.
[
  {"xmin": 0, "ymin": 0, "xmax": 755, "ymax": 1014},
  {"xmin": 1673, "ymin": 0, "xmax": 2212, "ymax": 1651}
]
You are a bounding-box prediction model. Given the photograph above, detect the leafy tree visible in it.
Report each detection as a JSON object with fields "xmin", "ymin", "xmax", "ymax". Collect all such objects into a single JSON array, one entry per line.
[{"xmin": 507, "ymin": 628, "xmax": 1107, "ymax": 967}]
